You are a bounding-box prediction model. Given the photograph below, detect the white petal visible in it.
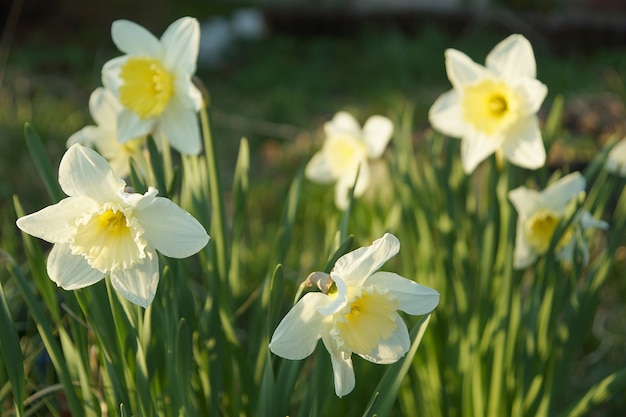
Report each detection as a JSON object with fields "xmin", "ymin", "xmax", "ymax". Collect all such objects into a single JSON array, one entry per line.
[
  {"xmin": 606, "ymin": 138, "xmax": 626, "ymax": 177},
  {"xmin": 321, "ymin": 333, "xmax": 355, "ymax": 397},
  {"xmin": 428, "ymin": 89, "xmax": 467, "ymax": 138},
  {"xmin": 324, "ymin": 111, "xmax": 361, "ymax": 138},
  {"xmin": 367, "ymin": 272, "xmax": 440, "ymax": 315},
  {"xmin": 16, "ymin": 196, "xmax": 97, "ymax": 243},
  {"xmin": 333, "ymin": 162, "xmax": 370, "ymax": 210},
  {"xmin": 110, "ymin": 248, "xmax": 159, "ymax": 308},
  {"xmin": 334, "ymin": 233, "xmax": 400, "ymax": 287},
  {"xmin": 66, "ymin": 125, "xmax": 101, "ymax": 148},
  {"xmin": 117, "ymin": 110, "xmax": 154, "ymax": 143},
  {"xmin": 159, "ymin": 99, "xmax": 202, "ymax": 155},
  {"xmin": 162, "ymin": 17, "xmax": 200, "ymax": 74},
  {"xmin": 541, "ymin": 172, "xmax": 585, "ymax": 212},
  {"xmin": 580, "ymin": 211, "xmax": 608, "ymax": 231},
  {"xmin": 59, "ymin": 144, "xmax": 125, "ymax": 202},
  {"xmin": 111, "ymin": 20, "xmax": 163, "ymax": 58},
  {"xmin": 134, "ymin": 196, "xmax": 209, "ymax": 258},
  {"xmin": 362, "ymin": 115, "xmax": 393, "ymax": 159},
  {"xmin": 516, "ymin": 78, "xmax": 548, "ymax": 115},
  {"xmin": 460, "ymin": 130, "xmax": 502, "ymax": 174},
  {"xmin": 89, "ymin": 87, "xmax": 121, "ymax": 127},
  {"xmin": 318, "ymin": 273, "xmax": 349, "ymax": 316},
  {"xmin": 445, "ymin": 48, "xmax": 490, "ymax": 89},
  {"xmin": 357, "ymin": 315, "xmax": 409, "ymax": 364},
  {"xmin": 305, "ymin": 151, "xmax": 336, "ymax": 183},
  {"xmin": 101, "ymin": 56, "xmax": 126, "ymax": 97},
  {"xmin": 501, "ymin": 116, "xmax": 546, "ymax": 170},
  {"xmin": 47, "ymin": 243, "xmax": 104, "ymax": 289},
  {"xmin": 174, "ymin": 77, "xmax": 203, "ymax": 111},
  {"xmin": 508, "ymin": 186, "xmax": 541, "ymax": 218},
  {"xmin": 486, "ymin": 34, "xmax": 536, "ymax": 80},
  {"xmin": 513, "ymin": 219, "xmax": 537, "ymax": 269},
  {"xmin": 269, "ymin": 292, "xmax": 328, "ymax": 360}
]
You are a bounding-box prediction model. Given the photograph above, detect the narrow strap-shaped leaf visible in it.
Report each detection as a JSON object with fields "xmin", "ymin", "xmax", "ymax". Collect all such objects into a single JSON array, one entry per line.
[
  {"xmin": 0, "ymin": 271, "xmax": 25, "ymax": 416},
  {"xmin": 23, "ymin": 122, "xmax": 64, "ymax": 203},
  {"xmin": 362, "ymin": 313, "xmax": 432, "ymax": 417}
]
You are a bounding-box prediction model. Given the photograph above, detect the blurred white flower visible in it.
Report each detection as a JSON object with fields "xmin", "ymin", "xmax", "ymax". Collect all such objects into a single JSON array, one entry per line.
[
  {"xmin": 605, "ymin": 137, "xmax": 626, "ymax": 177},
  {"xmin": 305, "ymin": 111, "xmax": 393, "ymax": 210},
  {"xmin": 102, "ymin": 17, "xmax": 203, "ymax": 155},
  {"xmin": 508, "ymin": 172, "xmax": 606, "ymax": 269},
  {"xmin": 16, "ymin": 144, "xmax": 209, "ymax": 307},
  {"xmin": 67, "ymin": 87, "xmax": 147, "ymax": 179},
  {"xmin": 429, "ymin": 34, "xmax": 548, "ymax": 173},
  {"xmin": 269, "ymin": 233, "xmax": 439, "ymax": 397}
]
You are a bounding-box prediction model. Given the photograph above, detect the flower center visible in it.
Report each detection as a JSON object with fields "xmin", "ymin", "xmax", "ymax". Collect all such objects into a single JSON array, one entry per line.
[
  {"xmin": 332, "ymin": 286, "xmax": 399, "ymax": 355},
  {"xmin": 118, "ymin": 57, "xmax": 174, "ymax": 119},
  {"xmin": 324, "ymin": 135, "xmax": 367, "ymax": 178},
  {"xmin": 462, "ymin": 79, "xmax": 517, "ymax": 136},
  {"xmin": 71, "ymin": 205, "xmax": 147, "ymax": 273},
  {"xmin": 524, "ymin": 208, "xmax": 560, "ymax": 254}
]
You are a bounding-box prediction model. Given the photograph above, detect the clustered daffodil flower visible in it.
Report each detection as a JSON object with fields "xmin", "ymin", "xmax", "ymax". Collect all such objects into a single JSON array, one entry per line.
[
  {"xmin": 16, "ymin": 144, "xmax": 210, "ymax": 308},
  {"xmin": 429, "ymin": 34, "xmax": 548, "ymax": 174},
  {"xmin": 269, "ymin": 233, "xmax": 440, "ymax": 397},
  {"xmin": 605, "ymin": 137, "xmax": 626, "ymax": 177},
  {"xmin": 305, "ymin": 111, "xmax": 393, "ymax": 210},
  {"xmin": 101, "ymin": 17, "xmax": 204, "ymax": 155},
  {"xmin": 67, "ymin": 87, "xmax": 147, "ymax": 179},
  {"xmin": 508, "ymin": 172, "xmax": 607, "ymax": 269}
]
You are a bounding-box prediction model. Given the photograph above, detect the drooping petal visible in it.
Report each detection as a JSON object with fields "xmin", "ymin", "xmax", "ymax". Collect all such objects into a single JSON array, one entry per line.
[
  {"xmin": 47, "ymin": 243, "xmax": 104, "ymax": 289},
  {"xmin": 89, "ymin": 87, "xmax": 121, "ymax": 127},
  {"xmin": 305, "ymin": 151, "xmax": 336, "ymax": 183},
  {"xmin": 362, "ymin": 115, "xmax": 393, "ymax": 159},
  {"xmin": 159, "ymin": 98, "xmax": 202, "ymax": 155},
  {"xmin": 109, "ymin": 248, "xmax": 159, "ymax": 308},
  {"xmin": 445, "ymin": 48, "xmax": 490, "ymax": 90},
  {"xmin": 161, "ymin": 17, "xmax": 200, "ymax": 75},
  {"xmin": 334, "ymin": 233, "xmax": 400, "ymax": 287},
  {"xmin": 321, "ymin": 333, "xmax": 355, "ymax": 397},
  {"xmin": 367, "ymin": 272, "xmax": 440, "ymax": 315},
  {"xmin": 16, "ymin": 196, "xmax": 98, "ymax": 243},
  {"xmin": 133, "ymin": 196, "xmax": 209, "ymax": 258},
  {"xmin": 117, "ymin": 109, "xmax": 154, "ymax": 143},
  {"xmin": 111, "ymin": 20, "xmax": 163, "ymax": 58},
  {"xmin": 59, "ymin": 144, "xmax": 125, "ymax": 203},
  {"xmin": 579, "ymin": 211, "xmax": 608, "ymax": 231},
  {"xmin": 501, "ymin": 116, "xmax": 546, "ymax": 170},
  {"xmin": 428, "ymin": 89, "xmax": 467, "ymax": 139},
  {"xmin": 542, "ymin": 172, "xmax": 585, "ymax": 212},
  {"xmin": 486, "ymin": 34, "xmax": 536, "ymax": 80},
  {"xmin": 357, "ymin": 315, "xmax": 409, "ymax": 364},
  {"xmin": 324, "ymin": 111, "xmax": 361, "ymax": 138},
  {"xmin": 269, "ymin": 292, "xmax": 328, "ymax": 360},
  {"xmin": 606, "ymin": 138, "xmax": 626, "ymax": 177},
  {"xmin": 460, "ymin": 130, "xmax": 502, "ymax": 173},
  {"xmin": 318, "ymin": 273, "xmax": 349, "ymax": 316}
]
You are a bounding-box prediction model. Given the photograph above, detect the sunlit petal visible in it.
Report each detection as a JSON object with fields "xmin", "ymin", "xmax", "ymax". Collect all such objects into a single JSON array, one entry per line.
[
  {"xmin": 486, "ymin": 34, "xmax": 536, "ymax": 79},
  {"xmin": 501, "ymin": 116, "xmax": 546, "ymax": 170},
  {"xmin": 322, "ymin": 333, "xmax": 355, "ymax": 398},
  {"xmin": 368, "ymin": 272, "xmax": 440, "ymax": 315},
  {"xmin": 460, "ymin": 130, "xmax": 502, "ymax": 173},
  {"xmin": 428, "ymin": 89, "xmax": 467, "ymax": 138},
  {"xmin": 445, "ymin": 48, "xmax": 490, "ymax": 89},
  {"xmin": 357, "ymin": 315, "xmax": 409, "ymax": 364},
  {"xmin": 111, "ymin": 19, "xmax": 162, "ymax": 57},
  {"xmin": 269, "ymin": 292, "xmax": 328, "ymax": 360},
  {"xmin": 110, "ymin": 248, "xmax": 159, "ymax": 308},
  {"xmin": 159, "ymin": 98, "xmax": 202, "ymax": 155},
  {"xmin": 47, "ymin": 243, "xmax": 104, "ymax": 290},
  {"xmin": 162, "ymin": 17, "xmax": 200, "ymax": 74},
  {"xmin": 362, "ymin": 115, "xmax": 393, "ymax": 159},
  {"xmin": 334, "ymin": 233, "xmax": 400, "ymax": 287}
]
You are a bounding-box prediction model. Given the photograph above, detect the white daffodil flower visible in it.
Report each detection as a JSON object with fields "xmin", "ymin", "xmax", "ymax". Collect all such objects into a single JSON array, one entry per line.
[
  {"xmin": 269, "ymin": 233, "xmax": 439, "ymax": 397},
  {"xmin": 429, "ymin": 34, "xmax": 548, "ymax": 174},
  {"xmin": 16, "ymin": 144, "xmax": 209, "ymax": 308},
  {"xmin": 508, "ymin": 172, "xmax": 606, "ymax": 269},
  {"xmin": 605, "ymin": 137, "xmax": 626, "ymax": 177},
  {"xmin": 305, "ymin": 111, "xmax": 393, "ymax": 210},
  {"xmin": 67, "ymin": 87, "xmax": 147, "ymax": 179},
  {"xmin": 101, "ymin": 17, "xmax": 203, "ymax": 155}
]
